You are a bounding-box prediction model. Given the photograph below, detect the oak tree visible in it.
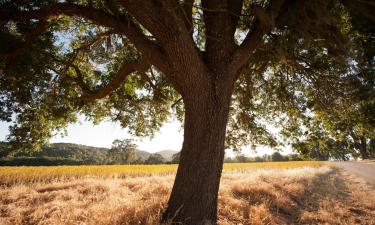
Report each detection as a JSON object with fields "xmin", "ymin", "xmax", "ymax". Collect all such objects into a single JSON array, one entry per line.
[
  {"xmin": 282, "ymin": 6, "xmax": 375, "ymax": 161},
  {"xmin": 1, "ymin": 0, "xmax": 374, "ymax": 224},
  {"xmin": 145, "ymin": 153, "xmax": 165, "ymax": 164},
  {"xmin": 108, "ymin": 139, "xmax": 137, "ymax": 164}
]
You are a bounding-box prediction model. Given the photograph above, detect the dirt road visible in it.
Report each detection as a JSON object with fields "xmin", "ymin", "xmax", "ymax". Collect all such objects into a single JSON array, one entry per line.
[{"xmin": 334, "ymin": 161, "xmax": 375, "ymax": 186}]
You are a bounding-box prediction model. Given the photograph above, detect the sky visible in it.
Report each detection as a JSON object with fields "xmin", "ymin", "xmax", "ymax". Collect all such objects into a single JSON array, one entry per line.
[
  {"xmin": 0, "ymin": 117, "xmax": 292, "ymax": 157},
  {"xmin": 0, "ymin": 118, "xmax": 183, "ymax": 152}
]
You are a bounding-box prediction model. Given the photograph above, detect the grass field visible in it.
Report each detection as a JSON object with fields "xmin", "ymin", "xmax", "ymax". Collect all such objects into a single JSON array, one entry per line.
[
  {"xmin": 0, "ymin": 161, "xmax": 323, "ymax": 185},
  {"xmin": 1, "ymin": 161, "xmax": 374, "ymax": 225}
]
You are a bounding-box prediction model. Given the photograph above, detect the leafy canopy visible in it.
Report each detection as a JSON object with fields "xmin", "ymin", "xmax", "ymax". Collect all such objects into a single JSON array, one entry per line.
[{"xmin": 0, "ymin": 0, "xmax": 374, "ymax": 152}]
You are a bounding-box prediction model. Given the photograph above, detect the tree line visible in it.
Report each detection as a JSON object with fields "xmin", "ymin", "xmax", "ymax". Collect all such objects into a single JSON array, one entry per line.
[
  {"xmin": 0, "ymin": 140, "xmax": 172, "ymax": 166},
  {"xmin": 1, "ymin": 138, "xmax": 333, "ymax": 166}
]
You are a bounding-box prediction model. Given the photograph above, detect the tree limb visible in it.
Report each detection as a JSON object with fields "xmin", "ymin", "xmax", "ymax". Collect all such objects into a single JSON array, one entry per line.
[
  {"xmin": 0, "ymin": 3, "xmax": 170, "ymax": 74},
  {"xmin": 5, "ymin": 20, "xmax": 49, "ymax": 66},
  {"xmin": 171, "ymin": 97, "xmax": 183, "ymax": 108},
  {"xmin": 121, "ymin": 1, "xmax": 209, "ymax": 94},
  {"xmin": 229, "ymin": 0, "xmax": 287, "ymax": 74},
  {"xmin": 202, "ymin": 0, "xmax": 243, "ymax": 69},
  {"xmin": 80, "ymin": 60, "xmax": 149, "ymax": 102},
  {"xmin": 180, "ymin": 0, "xmax": 194, "ymax": 34}
]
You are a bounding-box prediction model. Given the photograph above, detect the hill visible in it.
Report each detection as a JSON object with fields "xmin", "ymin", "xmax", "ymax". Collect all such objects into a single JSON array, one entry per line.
[
  {"xmin": 135, "ymin": 150, "xmax": 151, "ymax": 160},
  {"xmin": 156, "ymin": 150, "xmax": 178, "ymax": 161},
  {"xmin": 0, "ymin": 142, "xmax": 179, "ymax": 165}
]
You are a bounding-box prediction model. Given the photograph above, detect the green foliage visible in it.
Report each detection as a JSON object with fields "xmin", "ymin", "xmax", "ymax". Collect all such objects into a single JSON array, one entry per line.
[
  {"xmin": 0, "ymin": 142, "xmax": 179, "ymax": 165},
  {"xmin": 107, "ymin": 139, "xmax": 137, "ymax": 164},
  {"xmin": 0, "ymin": 156, "xmax": 85, "ymax": 166},
  {"xmin": 0, "ymin": 0, "xmax": 374, "ymax": 159},
  {"xmin": 271, "ymin": 152, "xmax": 287, "ymax": 162},
  {"xmin": 235, "ymin": 154, "xmax": 252, "ymax": 163},
  {"xmin": 0, "ymin": 142, "xmax": 11, "ymax": 157},
  {"xmin": 5, "ymin": 143, "xmax": 109, "ymax": 164},
  {"xmin": 253, "ymin": 156, "xmax": 264, "ymax": 162},
  {"xmin": 286, "ymin": 154, "xmax": 302, "ymax": 161},
  {"xmin": 283, "ymin": 17, "xmax": 375, "ymax": 160},
  {"xmin": 145, "ymin": 153, "xmax": 165, "ymax": 164},
  {"xmin": 0, "ymin": 1, "xmax": 181, "ymax": 151},
  {"xmin": 224, "ymin": 152, "xmax": 304, "ymax": 163},
  {"xmin": 171, "ymin": 152, "xmax": 180, "ymax": 164}
]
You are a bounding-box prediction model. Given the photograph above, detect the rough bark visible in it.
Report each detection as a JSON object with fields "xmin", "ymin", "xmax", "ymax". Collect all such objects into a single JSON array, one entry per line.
[
  {"xmin": 162, "ymin": 72, "xmax": 234, "ymax": 225},
  {"xmin": 359, "ymin": 137, "xmax": 369, "ymax": 160}
]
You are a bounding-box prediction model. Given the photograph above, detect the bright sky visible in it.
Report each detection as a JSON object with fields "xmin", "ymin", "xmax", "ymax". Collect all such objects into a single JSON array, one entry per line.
[
  {"xmin": 0, "ymin": 118, "xmax": 183, "ymax": 153},
  {"xmin": 0, "ymin": 118, "xmax": 292, "ymax": 157}
]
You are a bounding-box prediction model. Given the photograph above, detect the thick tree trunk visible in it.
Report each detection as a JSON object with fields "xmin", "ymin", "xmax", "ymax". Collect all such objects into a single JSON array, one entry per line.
[
  {"xmin": 162, "ymin": 82, "xmax": 233, "ymax": 225},
  {"xmin": 359, "ymin": 137, "xmax": 369, "ymax": 160},
  {"xmin": 351, "ymin": 133, "xmax": 369, "ymax": 160}
]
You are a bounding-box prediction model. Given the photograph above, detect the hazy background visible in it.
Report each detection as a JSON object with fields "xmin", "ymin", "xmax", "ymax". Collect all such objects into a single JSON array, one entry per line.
[{"xmin": 0, "ymin": 119, "xmax": 292, "ymax": 157}]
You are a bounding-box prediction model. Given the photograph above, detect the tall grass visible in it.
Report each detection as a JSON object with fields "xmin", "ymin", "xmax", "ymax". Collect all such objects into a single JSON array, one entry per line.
[{"xmin": 0, "ymin": 161, "xmax": 323, "ymax": 185}]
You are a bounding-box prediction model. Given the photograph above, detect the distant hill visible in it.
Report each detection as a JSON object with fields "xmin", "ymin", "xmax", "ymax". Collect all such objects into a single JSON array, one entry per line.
[
  {"xmin": 0, "ymin": 142, "xmax": 178, "ymax": 165},
  {"xmin": 135, "ymin": 150, "xmax": 151, "ymax": 160},
  {"xmin": 15, "ymin": 143, "xmax": 109, "ymax": 164},
  {"xmin": 156, "ymin": 150, "xmax": 179, "ymax": 161}
]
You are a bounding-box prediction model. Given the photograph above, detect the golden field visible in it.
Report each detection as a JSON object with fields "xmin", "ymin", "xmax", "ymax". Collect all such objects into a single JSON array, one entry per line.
[
  {"xmin": 0, "ymin": 162, "xmax": 374, "ymax": 225},
  {"xmin": 0, "ymin": 161, "xmax": 323, "ymax": 185}
]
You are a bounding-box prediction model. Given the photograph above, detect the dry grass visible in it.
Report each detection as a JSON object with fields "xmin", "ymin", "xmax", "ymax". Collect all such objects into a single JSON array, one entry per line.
[{"xmin": 0, "ymin": 164, "xmax": 374, "ymax": 225}]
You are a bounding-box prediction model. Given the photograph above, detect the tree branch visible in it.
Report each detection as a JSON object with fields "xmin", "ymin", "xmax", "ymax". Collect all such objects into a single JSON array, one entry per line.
[
  {"xmin": 5, "ymin": 20, "xmax": 49, "ymax": 65},
  {"xmin": 229, "ymin": 0, "xmax": 287, "ymax": 74},
  {"xmin": 0, "ymin": 3, "xmax": 170, "ymax": 75},
  {"xmin": 121, "ymin": 1, "xmax": 209, "ymax": 94},
  {"xmin": 180, "ymin": 0, "xmax": 194, "ymax": 34},
  {"xmin": 202, "ymin": 0, "xmax": 243, "ymax": 69},
  {"xmin": 171, "ymin": 97, "xmax": 183, "ymax": 108},
  {"xmin": 80, "ymin": 60, "xmax": 149, "ymax": 102},
  {"xmin": 70, "ymin": 65, "xmax": 94, "ymax": 95}
]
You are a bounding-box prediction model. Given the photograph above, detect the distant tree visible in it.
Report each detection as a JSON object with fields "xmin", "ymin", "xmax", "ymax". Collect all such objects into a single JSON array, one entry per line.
[
  {"xmin": 224, "ymin": 157, "xmax": 236, "ymax": 163},
  {"xmin": 271, "ymin": 152, "xmax": 286, "ymax": 162},
  {"xmin": 0, "ymin": 142, "xmax": 12, "ymax": 158},
  {"xmin": 171, "ymin": 152, "xmax": 180, "ymax": 164},
  {"xmin": 108, "ymin": 139, "xmax": 137, "ymax": 164},
  {"xmin": 235, "ymin": 154, "xmax": 251, "ymax": 163},
  {"xmin": 370, "ymin": 139, "xmax": 375, "ymax": 159},
  {"xmin": 279, "ymin": 7, "xmax": 375, "ymax": 161},
  {"xmin": 132, "ymin": 157, "xmax": 145, "ymax": 164},
  {"xmin": 287, "ymin": 154, "xmax": 302, "ymax": 161},
  {"xmin": 253, "ymin": 156, "xmax": 264, "ymax": 162},
  {"xmin": 262, "ymin": 154, "xmax": 272, "ymax": 162},
  {"xmin": 1, "ymin": 142, "xmax": 109, "ymax": 165},
  {"xmin": 145, "ymin": 153, "xmax": 165, "ymax": 164}
]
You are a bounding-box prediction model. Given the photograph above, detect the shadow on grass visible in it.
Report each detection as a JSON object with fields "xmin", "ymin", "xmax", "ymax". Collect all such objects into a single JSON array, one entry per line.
[{"xmin": 229, "ymin": 167, "xmax": 361, "ymax": 225}]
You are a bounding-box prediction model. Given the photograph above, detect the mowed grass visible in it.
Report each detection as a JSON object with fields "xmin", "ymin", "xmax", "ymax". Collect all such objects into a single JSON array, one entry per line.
[{"xmin": 0, "ymin": 161, "xmax": 323, "ymax": 185}]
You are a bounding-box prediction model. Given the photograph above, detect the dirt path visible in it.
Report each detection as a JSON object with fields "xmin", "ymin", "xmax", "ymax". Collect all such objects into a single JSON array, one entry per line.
[{"xmin": 334, "ymin": 161, "xmax": 375, "ymax": 186}]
